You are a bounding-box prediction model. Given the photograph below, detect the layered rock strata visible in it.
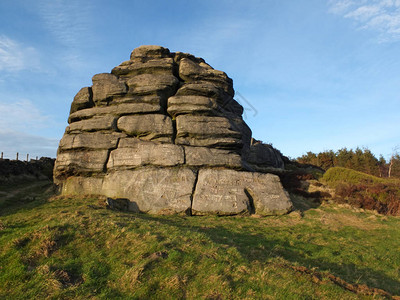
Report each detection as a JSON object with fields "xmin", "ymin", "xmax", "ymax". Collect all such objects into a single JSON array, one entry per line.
[{"xmin": 54, "ymin": 45, "xmax": 292, "ymax": 216}]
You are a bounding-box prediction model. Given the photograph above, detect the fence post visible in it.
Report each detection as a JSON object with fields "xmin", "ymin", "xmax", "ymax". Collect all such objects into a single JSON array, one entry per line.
[
  {"xmin": 1, "ymin": 152, "xmax": 3, "ymax": 160},
  {"xmin": 16, "ymin": 152, "xmax": 19, "ymax": 161}
]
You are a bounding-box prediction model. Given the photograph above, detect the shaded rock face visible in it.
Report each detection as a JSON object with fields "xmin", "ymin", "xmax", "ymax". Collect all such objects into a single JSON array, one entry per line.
[
  {"xmin": 246, "ymin": 139, "xmax": 285, "ymax": 171},
  {"xmin": 54, "ymin": 45, "xmax": 292, "ymax": 216}
]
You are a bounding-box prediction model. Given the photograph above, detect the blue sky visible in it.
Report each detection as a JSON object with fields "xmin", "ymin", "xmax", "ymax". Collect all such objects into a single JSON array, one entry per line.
[{"xmin": 0, "ymin": 0, "xmax": 399, "ymax": 160}]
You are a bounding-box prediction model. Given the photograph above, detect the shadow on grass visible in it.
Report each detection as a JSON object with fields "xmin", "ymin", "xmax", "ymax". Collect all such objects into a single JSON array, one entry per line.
[
  {"xmin": 290, "ymin": 193, "xmax": 322, "ymax": 213},
  {"xmin": 135, "ymin": 213, "xmax": 400, "ymax": 296},
  {"xmin": 0, "ymin": 180, "xmax": 55, "ymax": 217}
]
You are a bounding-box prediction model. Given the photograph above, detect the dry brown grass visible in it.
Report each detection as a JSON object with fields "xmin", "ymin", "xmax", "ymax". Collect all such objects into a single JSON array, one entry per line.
[{"xmin": 316, "ymin": 209, "xmax": 383, "ymax": 231}]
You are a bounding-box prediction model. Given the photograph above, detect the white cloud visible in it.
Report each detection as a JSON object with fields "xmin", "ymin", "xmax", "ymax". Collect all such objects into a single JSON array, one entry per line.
[
  {"xmin": 0, "ymin": 99, "xmax": 59, "ymax": 158},
  {"xmin": 0, "ymin": 99, "xmax": 51, "ymax": 132},
  {"xmin": 0, "ymin": 35, "xmax": 40, "ymax": 72},
  {"xmin": 345, "ymin": 5, "xmax": 381, "ymax": 20},
  {"xmin": 0, "ymin": 131, "xmax": 58, "ymax": 159},
  {"xmin": 328, "ymin": 0, "xmax": 400, "ymax": 41},
  {"xmin": 328, "ymin": 0, "xmax": 355, "ymax": 14}
]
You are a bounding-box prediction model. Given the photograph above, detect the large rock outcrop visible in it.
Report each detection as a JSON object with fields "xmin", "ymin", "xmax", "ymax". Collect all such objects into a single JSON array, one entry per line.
[{"xmin": 54, "ymin": 45, "xmax": 292, "ymax": 216}]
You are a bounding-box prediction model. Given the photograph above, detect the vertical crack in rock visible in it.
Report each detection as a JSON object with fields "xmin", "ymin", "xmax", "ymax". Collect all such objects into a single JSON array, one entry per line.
[
  {"xmin": 171, "ymin": 118, "xmax": 177, "ymax": 144},
  {"xmin": 164, "ymin": 77, "xmax": 180, "ymax": 144},
  {"xmin": 103, "ymin": 137, "xmax": 121, "ymax": 173},
  {"xmin": 244, "ymin": 188, "xmax": 256, "ymax": 215},
  {"xmin": 111, "ymin": 117, "xmax": 118, "ymax": 131},
  {"xmin": 172, "ymin": 58, "xmax": 181, "ymax": 80},
  {"xmin": 54, "ymin": 45, "xmax": 293, "ymax": 216},
  {"xmin": 189, "ymin": 170, "xmax": 199, "ymax": 216},
  {"xmin": 182, "ymin": 144, "xmax": 187, "ymax": 165}
]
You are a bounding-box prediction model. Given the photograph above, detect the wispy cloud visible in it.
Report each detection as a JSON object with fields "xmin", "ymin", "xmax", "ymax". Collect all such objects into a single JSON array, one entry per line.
[
  {"xmin": 0, "ymin": 35, "xmax": 40, "ymax": 72},
  {"xmin": 0, "ymin": 99, "xmax": 58, "ymax": 158},
  {"xmin": 328, "ymin": 0, "xmax": 400, "ymax": 41},
  {"xmin": 33, "ymin": 0, "xmax": 95, "ymax": 69},
  {"xmin": 0, "ymin": 131, "xmax": 58, "ymax": 159},
  {"xmin": 0, "ymin": 99, "xmax": 51, "ymax": 132},
  {"xmin": 329, "ymin": 0, "xmax": 355, "ymax": 14},
  {"xmin": 36, "ymin": 0, "xmax": 94, "ymax": 48}
]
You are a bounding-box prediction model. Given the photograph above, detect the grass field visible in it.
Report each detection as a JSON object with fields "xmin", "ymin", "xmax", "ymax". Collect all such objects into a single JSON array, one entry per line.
[{"xmin": 1, "ymin": 181, "xmax": 400, "ymax": 299}]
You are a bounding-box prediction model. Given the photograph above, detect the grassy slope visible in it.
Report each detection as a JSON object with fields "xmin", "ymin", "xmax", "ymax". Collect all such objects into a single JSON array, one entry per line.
[
  {"xmin": 321, "ymin": 167, "xmax": 400, "ymax": 215},
  {"xmin": 322, "ymin": 167, "xmax": 400, "ymax": 187},
  {"xmin": 1, "ymin": 183, "xmax": 400, "ymax": 299}
]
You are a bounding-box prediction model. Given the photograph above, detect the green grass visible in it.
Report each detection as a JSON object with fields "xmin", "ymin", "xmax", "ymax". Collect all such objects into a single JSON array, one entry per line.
[
  {"xmin": 322, "ymin": 167, "xmax": 400, "ymax": 188},
  {"xmin": 0, "ymin": 179, "xmax": 54, "ymax": 210},
  {"xmin": 1, "ymin": 183, "xmax": 400, "ymax": 299}
]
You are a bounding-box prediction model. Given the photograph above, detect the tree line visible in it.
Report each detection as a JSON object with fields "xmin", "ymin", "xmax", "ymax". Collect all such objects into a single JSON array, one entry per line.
[{"xmin": 296, "ymin": 147, "xmax": 400, "ymax": 178}]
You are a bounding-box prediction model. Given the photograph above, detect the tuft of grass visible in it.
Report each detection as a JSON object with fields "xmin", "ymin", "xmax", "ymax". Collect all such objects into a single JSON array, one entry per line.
[{"xmin": 1, "ymin": 182, "xmax": 400, "ymax": 299}]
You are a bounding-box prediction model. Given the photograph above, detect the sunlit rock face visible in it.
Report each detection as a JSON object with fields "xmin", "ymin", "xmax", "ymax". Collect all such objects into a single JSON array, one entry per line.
[{"xmin": 54, "ymin": 45, "xmax": 292, "ymax": 216}]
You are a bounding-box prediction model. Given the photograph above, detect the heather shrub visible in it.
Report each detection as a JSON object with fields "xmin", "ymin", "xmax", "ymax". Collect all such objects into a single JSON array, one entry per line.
[{"xmin": 333, "ymin": 182, "xmax": 400, "ymax": 216}]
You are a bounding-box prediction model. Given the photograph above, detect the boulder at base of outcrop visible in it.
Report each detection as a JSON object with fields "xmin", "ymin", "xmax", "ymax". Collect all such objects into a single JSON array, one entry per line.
[
  {"xmin": 60, "ymin": 167, "xmax": 292, "ymax": 216},
  {"xmin": 61, "ymin": 168, "xmax": 196, "ymax": 215},
  {"xmin": 192, "ymin": 169, "xmax": 292, "ymax": 216},
  {"xmin": 102, "ymin": 168, "xmax": 196, "ymax": 215}
]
